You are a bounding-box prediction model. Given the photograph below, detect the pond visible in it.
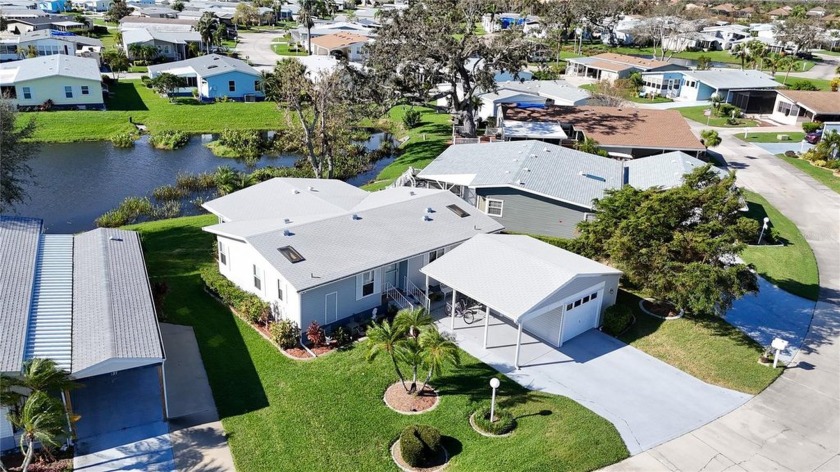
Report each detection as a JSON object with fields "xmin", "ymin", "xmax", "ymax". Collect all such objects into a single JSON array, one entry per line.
[{"xmin": 13, "ymin": 132, "xmax": 395, "ymax": 233}]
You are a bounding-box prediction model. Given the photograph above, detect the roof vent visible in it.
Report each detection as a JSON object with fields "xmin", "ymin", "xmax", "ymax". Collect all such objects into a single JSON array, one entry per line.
[
  {"xmin": 426, "ymin": 207, "xmax": 434, "ymax": 213},
  {"xmin": 543, "ymin": 147, "xmax": 549, "ymax": 152},
  {"xmin": 579, "ymin": 171, "xmax": 585, "ymax": 176},
  {"xmin": 109, "ymin": 236, "xmax": 123, "ymax": 242},
  {"xmin": 292, "ymin": 189, "xmax": 300, "ymax": 194},
  {"xmin": 409, "ymin": 190, "xmax": 416, "ymax": 196},
  {"xmin": 284, "ymin": 218, "xmax": 291, "ymax": 224},
  {"xmin": 423, "ymin": 215, "xmax": 433, "ymax": 221},
  {"xmin": 518, "ymin": 180, "xmax": 525, "ymax": 185},
  {"xmin": 523, "ymin": 167, "xmax": 530, "ymax": 172},
  {"xmin": 283, "ymin": 229, "xmax": 292, "ymax": 236},
  {"xmin": 531, "ymin": 154, "xmax": 537, "ymax": 158},
  {"xmin": 351, "ymin": 213, "xmax": 362, "ymax": 220},
  {"xmin": 308, "ymin": 186, "xmax": 315, "ymax": 191}
]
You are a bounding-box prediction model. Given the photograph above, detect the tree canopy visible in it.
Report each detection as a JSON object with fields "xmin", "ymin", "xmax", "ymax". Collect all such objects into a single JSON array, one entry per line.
[
  {"xmin": 572, "ymin": 166, "xmax": 759, "ymax": 315},
  {"xmin": 105, "ymin": 0, "xmax": 133, "ymax": 22},
  {"xmin": 0, "ymin": 101, "xmax": 39, "ymax": 213},
  {"xmin": 364, "ymin": 0, "xmax": 531, "ymax": 137}
]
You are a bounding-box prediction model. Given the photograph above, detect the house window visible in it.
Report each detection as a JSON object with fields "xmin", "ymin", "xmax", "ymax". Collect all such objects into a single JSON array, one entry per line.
[
  {"xmin": 64, "ymin": 86, "xmax": 73, "ymax": 98},
  {"xmin": 428, "ymin": 248, "xmax": 444, "ymax": 263},
  {"xmin": 254, "ymin": 80, "xmax": 260, "ymax": 90},
  {"xmin": 228, "ymin": 80, "xmax": 236, "ymax": 92},
  {"xmin": 22, "ymin": 87, "xmax": 31, "ymax": 100},
  {"xmin": 185, "ymin": 77, "xmax": 198, "ymax": 87},
  {"xmin": 486, "ymin": 199, "xmax": 504, "ymax": 217},
  {"xmin": 360, "ymin": 270, "xmax": 375, "ymax": 297},
  {"xmin": 591, "ymin": 292, "xmax": 598, "ymax": 300},
  {"xmin": 81, "ymin": 85, "xmax": 89, "ymax": 95},
  {"xmin": 218, "ymin": 241, "xmax": 227, "ymax": 265},
  {"xmin": 253, "ymin": 265, "xmax": 262, "ymax": 290},
  {"xmin": 277, "ymin": 280, "xmax": 284, "ymax": 301}
]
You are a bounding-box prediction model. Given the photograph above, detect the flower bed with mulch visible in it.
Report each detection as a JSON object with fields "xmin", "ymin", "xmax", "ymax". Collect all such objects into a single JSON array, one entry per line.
[
  {"xmin": 3, "ymin": 449, "xmax": 74, "ymax": 472},
  {"xmin": 390, "ymin": 440, "xmax": 448, "ymax": 472},
  {"xmin": 383, "ymin": 382, "xmax": 440, "ymax": 414},
  {"xmin": 639, "ymin": 299, "xmax": 682, "ymax": 320}
]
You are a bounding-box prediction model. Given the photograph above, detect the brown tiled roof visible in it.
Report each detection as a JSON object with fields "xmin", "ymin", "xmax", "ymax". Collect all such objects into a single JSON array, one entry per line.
[
  {"xmin": 712, "ymin": 3, "xmax": 736, "ymax": 12},
  {"xmin": 310, "ymin": 32, "xmax": 369, "ymax": 50},
  {"xmin": 778, "ymin": 90, "xmax": 840, "ymax": 115},
  {"xmin": 501, "ymin": 105, "xmax": 705, "ymax": 151},
  {"xmin": 588, "ymin": 53, "xmax": 672, "ymax": 70},
  {"xmin": 586, "ymin": 59, "xmax": 634, "ymax": 72}
]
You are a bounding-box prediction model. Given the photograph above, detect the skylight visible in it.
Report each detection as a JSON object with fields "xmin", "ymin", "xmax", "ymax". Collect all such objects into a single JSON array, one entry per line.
[
  {"xmin": 278, "ymin": 246, "xmax": 305, "ymax": 263},
  {"xmin": 446, "ymin": 204, "xmax": 470, "ymax": 218}
]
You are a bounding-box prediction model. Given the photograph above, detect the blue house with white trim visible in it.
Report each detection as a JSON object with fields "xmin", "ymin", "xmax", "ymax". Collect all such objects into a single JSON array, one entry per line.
[
  {"xmin": 147, "ymin": 54, "xmax": 264, "ymax": 102},
  {"xmin": 640, "ymin": 68, "xmax": 782, "ymax": 111}
]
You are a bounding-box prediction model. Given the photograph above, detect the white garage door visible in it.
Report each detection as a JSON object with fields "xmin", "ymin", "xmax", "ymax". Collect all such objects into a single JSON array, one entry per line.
[
  {"xmin": 561, "ymin": 290, "xmax": 602, "ymax": 344},
  {"xmin": 523, "ymin": 307, "xmax": 563, "ymax": 346}
]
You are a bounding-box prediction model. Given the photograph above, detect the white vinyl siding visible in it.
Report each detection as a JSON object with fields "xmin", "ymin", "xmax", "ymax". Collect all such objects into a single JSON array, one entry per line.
[{"xmin": 253, "ymin": 264, "xmax": 262, "ymax": 291}]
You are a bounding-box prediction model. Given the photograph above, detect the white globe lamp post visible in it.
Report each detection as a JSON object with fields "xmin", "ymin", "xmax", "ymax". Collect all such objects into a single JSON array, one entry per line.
[{"xmin": 489, "ymin": 377, "xmax": 501, "ymax": 422}]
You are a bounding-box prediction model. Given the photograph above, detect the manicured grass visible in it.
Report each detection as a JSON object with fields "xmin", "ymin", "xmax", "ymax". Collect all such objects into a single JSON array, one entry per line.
[
  {"xmin": 271, "ymin": 41, "xmax": 307, "ymax": 56},
  {"xmin": 617, "ymin": 290, "xmax": 782, "ymax": 395},
  {"xmin": 362, "ymin": 106, "xmax": 452, "ymax": 190},
  {"xmin": 128, "ymin": 65, "xmax": 148, "ymax": 73},
  {"xmin": 777, "ymin": 153, "xmax": 840, "ymax": 194},
  {"xmin": 21, "ymin": 80, "xmax": 283, "ymax": 142},
  {"xmin": 738, "ymin": 131, "xmax": 806, "ymax": 143},
  {"xmin": 774, "ymin": 75, "xmax": 833, "ymax": 91},
  {"xmin": 740, "ymin": 190, "xmax": 820, "ymax": 301},
  {"xmin": 677, "ymin": 105, "xmax": 759, "ymax": 127},
  {"xmin": 129, "ymin": 215, "xmax": 629, "ymax": 471},
  {"xmin": 626, "ymin": 94, "xmax": 673, "ymax": 104}
]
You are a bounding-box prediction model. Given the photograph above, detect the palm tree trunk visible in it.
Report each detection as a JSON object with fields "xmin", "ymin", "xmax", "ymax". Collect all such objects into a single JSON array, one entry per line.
[
  {"xmin": 419, "ymin": 369, "xmax": 433, "ymax": 394},
  {"xmin": 20, "ymin": 438, "xmax": 34, "ymax": 472},
  {"xmin": 391, "ymin": 356, "xmax": 408, "ymax": 391}
]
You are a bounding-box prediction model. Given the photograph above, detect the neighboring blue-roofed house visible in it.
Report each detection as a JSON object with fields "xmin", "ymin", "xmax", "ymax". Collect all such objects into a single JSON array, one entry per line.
[
  {"xmin": 38, "ymin": 0, "xmax": 68, "ymax": 13},
  {"xmin": 147, "ymin": 54, "xmax": 264, "ymax": 102}
]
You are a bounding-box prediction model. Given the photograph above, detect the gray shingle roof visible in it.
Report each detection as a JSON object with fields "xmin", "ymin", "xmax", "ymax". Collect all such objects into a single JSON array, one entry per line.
[
  {"xmin": 204, "ymin": 187, "xmax": 504, "ymax": 291},
  {"xmin": 494, "ymin": 80, "xmax": 591, "ymax": 105},
  {"xmin": 676, "ymin": 69, "xmax": 782, "ymax": 90},
  {"xmin": 202, "ymin": 177, "xmax": 369, "ymax": 222},
  {"xmin": 420, "ymin": 234, "xmax": 621, "ymax": 321},
  {"xmin": 0, "ymin": 54, "xmax": 101, "ymax": 83},
  {"xmin": 0, "ymin": 216, "xmax": 43, "ymax": 373},
  {"xmin": 418, "ymin": 141, "xmax": 624, "ymax": 209},
  {"xmin": 72, "ymin": 228, "xmax": 164, "ymax": 377},
  {"xmin": 626, "ymin": 151, "xmax": 727, "ymax": 189},
  {"xmin": 148, "ymin": 53, "xmax": 260, "ymax": 78}
]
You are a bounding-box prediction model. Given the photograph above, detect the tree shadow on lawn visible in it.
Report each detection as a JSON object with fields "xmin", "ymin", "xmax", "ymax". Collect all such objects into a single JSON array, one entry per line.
[
  {"xmin": 742, "ymin": 200, "xmax": 790, "ymax": 245},
  {"xmin": 106, "ymin": 81, "xmax": 150, "ymax": 111}
]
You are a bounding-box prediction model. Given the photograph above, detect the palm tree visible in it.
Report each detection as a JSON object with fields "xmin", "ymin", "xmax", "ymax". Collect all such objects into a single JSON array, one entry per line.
[
  {"xmin": 417, "ymin": 329, "xmax": 460, "ymax": 394},
  {"xmin": 128, "ymin": 43, "xmax": 143, "ymax": 64},
  {"xmin": 365, "ymin": 320, "xmax": 409, "ymax": 391},
  {"xmin": 214, "ymin": 166, "xmax": 238, "ymax": 195},
  {"xmin": 731, "ymin": 43, "xmax": 748, "ymax": 70},
  {"xmin": 9, "ymin": 392, "xmax": 73, "ymax": 472},
  {"xmin": 396, "ymin": 338, "xmax": 423, "ymax": 394},
  {"xmin": 746, "ymin": 40, "xmax": 768, "ymax": 70},
  {"xmin": 763, "ymin": 52, "xmax": 785, "ymax": 75},
  {"xmin": 298, "ymin": 0, "xmax": 315, "ymax": 55},
  {"xmin": 393, "ymin": 307, "xmax": 433, "ymax": 340},
  {"xmin": 197, "ymin": 12, "xmax": 219, "ymax": 53},
  {"xmin": 817, "ymin": 130, "xmax": 840, "ymax": 159},
  {"xmin": 780, "ymin": 55, "xmax": 798, "ymax": 84}
]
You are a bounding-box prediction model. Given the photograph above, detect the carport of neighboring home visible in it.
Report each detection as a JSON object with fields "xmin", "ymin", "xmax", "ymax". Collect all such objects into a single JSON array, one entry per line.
[{"xmin": 420, "ymin": 234, "xmax": 622, "ymax": 368}]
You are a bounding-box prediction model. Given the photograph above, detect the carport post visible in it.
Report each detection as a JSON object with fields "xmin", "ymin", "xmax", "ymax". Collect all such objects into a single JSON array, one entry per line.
[
  {"xmin": 450, "ymin": 289, "xmax": 457, "ymax": 330},
  {"xmin": 514, "ymin": 322, "xmax": 523, "ymax": 369},
  {"xmin": 424, "ymin": 274, "xmax": 430, "ymax": 312},
  {"xmin": 483, "ymin": 305, "xmax": 490, "ymax": 349}
]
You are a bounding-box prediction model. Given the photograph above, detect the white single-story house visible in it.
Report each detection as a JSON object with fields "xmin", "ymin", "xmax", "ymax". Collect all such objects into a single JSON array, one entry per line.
[
  {"xmin": 701, "ymin": 24, "xmax": 750, "ymax": 50},
  {"xmin": 497, "ymin": 104, "xmax": 706, "ymax": 158},
  {"xmin": 308, "ymin": 32, "xmax": 371, "ymax": 61},
  {"xmin": 0, "ymin": 30, "xmax": 103, "ymax": 63},
  {"xmin": 0, "ymin": 216, "xmax": 167, "ymax": 453},
  {"xmin": 413, "ymin": 140, "xmax": 724, "ymax": 238},
  {"xmin": 201, "ymin": 179, "xmax": 504, "ymax": 334},
  {"xmin": 661, "ymin": 32, "xmax": 722, "ymax": 52},
  {"xmin": 118, "ymin": 16, "xmax": 198, "ymax": 33},
  {"xmin": 78, "ymin": 0, "xmax": 113, "ymax": 12},
  {"xmin": 421, "ymin": 234, "xmax": 622, "ymax": 367},
  {"xmin": 147, "ymin": 54, "xmax": 263, "ymax": 101},
  {"xmin": 476, "ymin": 79, "xmax": 590, "ymax": 121},
  {"xmin": 0, "ymin": 54, "xmax": 104, "ymax": 110},
  {"xmin": 566, "ymin": 53, "xmax": 688, "ymax": 82},
  {"xmin": 771, "ymin": 90, "xmax": 840, "ymax": 125},
  {"xmin": 122, "ymin": 28, "xmax": 201, "ymax": 62},
  {"xmin": 640, "ymin": 68, "xmax": 782, "ymax": 112},
  {"xmin": 481, "ymin": 13, "xmax": 542, "ymax": 36}
]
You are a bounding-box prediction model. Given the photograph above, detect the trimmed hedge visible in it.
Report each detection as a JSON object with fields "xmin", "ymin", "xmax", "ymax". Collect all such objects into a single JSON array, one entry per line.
[
  {"xmin": 200, "ymin": 265, "xmax": 269, "ymax": 325},
  {"xmin": 270, "ymin": 319, "xmax": 301, "ymax": 349},
  {"xmin": 399, "ymin": 424, "xmax": 442, "ymax": 468},
  {"xmin": 473, "ymin": 406, "xmax": 516, "ymax": 435},
  {"xmin": 602, "ymin": 304, "xmax": 633, "ymax": 336}
]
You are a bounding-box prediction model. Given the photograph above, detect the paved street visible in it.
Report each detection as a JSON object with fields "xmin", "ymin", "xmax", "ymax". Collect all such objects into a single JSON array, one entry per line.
[
  {"xmin": 604, "ymin": 129, "xmax": 840, "ymax": 471},
  {"xmin": 234, "ymin": 32, "xmax": 286, "ymax": 67}
]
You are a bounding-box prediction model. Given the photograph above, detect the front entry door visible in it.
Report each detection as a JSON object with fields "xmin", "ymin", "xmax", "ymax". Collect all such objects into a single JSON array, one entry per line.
[
  {"xmin": 384, "ymin": 263, "xmax": 398, "ymax": 288},
  {"xmin": 325, "ymin": 292, "xmax": 338, "ymax": 324}
]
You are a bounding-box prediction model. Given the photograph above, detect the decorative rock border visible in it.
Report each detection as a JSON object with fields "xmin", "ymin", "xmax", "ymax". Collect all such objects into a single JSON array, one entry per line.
[
  {"xmin": 638, "ymin": 299, "xmax": 683, "ymax": 320},
  {"xmin": 383, "ymin": 382, "xmax": 441, "ymax": 415},
  {"xmin": 468, "ymin": 412, "xmax": 514, "ymax": 438},
  {"xmin": 390, "ymin": 440, "xmax": 449, "ymax": 472}
]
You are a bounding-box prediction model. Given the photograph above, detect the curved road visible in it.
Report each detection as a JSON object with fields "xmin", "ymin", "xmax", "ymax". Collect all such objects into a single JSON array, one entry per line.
[
  {"xmin": 234, "ymin": 31, "xmax": 286, "ymax": 68},
  {"xmin": 605, "ymin": 129, "xmax": 840, "ymax": 471}
]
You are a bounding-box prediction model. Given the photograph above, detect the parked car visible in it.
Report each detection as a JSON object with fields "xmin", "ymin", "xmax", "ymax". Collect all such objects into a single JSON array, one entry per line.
[
  {"xmin": 795, "ymin": 50, "xmax": 813, "ymax": 60},
  {"xmin": 806, "ymin": 129, "xmax": 823, "ymax": 144}
]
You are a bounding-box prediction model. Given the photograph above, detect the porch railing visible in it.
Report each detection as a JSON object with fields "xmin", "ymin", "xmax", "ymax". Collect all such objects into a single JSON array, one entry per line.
[
  {"xmin": 384, "ymin": 282, "xmax": 413, "ymax": 310},
  {"xmin": 405, "ymin": 278, "xmax": 430, "ymax": 311}
]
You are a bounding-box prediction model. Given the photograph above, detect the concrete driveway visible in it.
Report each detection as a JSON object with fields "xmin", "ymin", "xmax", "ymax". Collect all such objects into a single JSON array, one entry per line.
[
  {"xmin": 234, "ymin": 32, "xmax": 286, "ymax": 67},
  {"xmin": 435, "ymin": 312, "xmax": 751, "ymax": 455}
]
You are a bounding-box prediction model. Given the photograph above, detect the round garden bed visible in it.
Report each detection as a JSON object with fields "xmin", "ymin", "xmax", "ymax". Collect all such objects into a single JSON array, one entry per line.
[
  {"xmin": 383, "ymin": 382, "xmax": 440, "ymax": 414},
  {"xmin": 469, "ymin": 408, "xmax": 516, "ymax": 438},
  {"xmin": 390, "ymin": 440, "xmax": 449, "ymax": 472},
  {"xmin": 639, "ymin": 299, "xmax": 683, "ymax": 320}
]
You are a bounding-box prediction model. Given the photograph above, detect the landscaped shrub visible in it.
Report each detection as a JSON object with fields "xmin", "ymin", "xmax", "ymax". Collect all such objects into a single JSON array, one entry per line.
[
  {"xmin": 602, "ymin": 304, "xmax": 633, "ymax": 336},
  {"xmin": 802, "ymin": 121, "xmax": 823, "ymax": 133},
  {"xmin": 200, "ymin": 265, "xmax": 248, "ymax": 307},
  {"xmin": 788, "ymin": 80, "xmax": 819, "ymax": 91},
  {"xmin": 473, "ymin": 405, "xmax": 516, "ymax": 435},
  {"xmin": 152, "ymin": 184, "xmax": 186, "ymax": 201},
  {"xmin": 270, "ymin": 319, "xmax": 301, "ymax": 349},
  {"xmin": 402, "ymin": 108, "xmax": 422, "ymax": 129},
  {"xmin": 332, "ymin": 326, "xmax": 352, "ymax": 347},
  {"xmin": 715, "ymin": 103, "xmax": 740, "ymax": 118},
  {"xmin": 399, "ymin": 424, "xmax": 443, "ymax": 468},
  {"xmin": 237, "ymin": 296, "xmax": 270, "ymax": 325},
  {"xmin": 784, "ymin": 150, "xmax": 798, "ymax": 158},
  {"xmin": 110, "ymin": 132, "xmax": 136, "ymax": 148},
  {"xmin": 149, "ymin": 130, "xmax": 190, "ymax": 150},
  {"xmin": 306, "ymin": 321, "xmax": 325, "ymax": 347}
]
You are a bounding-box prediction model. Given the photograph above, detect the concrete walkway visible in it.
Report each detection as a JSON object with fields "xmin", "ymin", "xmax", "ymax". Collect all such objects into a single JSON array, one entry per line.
[
  {"xmin": 604, "ymin": 129, "xmax": 840, "ymax": 471},
  {"xmin": 434, "ymin": 312, "xmax": 751, "ymax": 456},
  {"xmin": 160, "ymin": 324, "xmax": 236, "ymax": 472}
]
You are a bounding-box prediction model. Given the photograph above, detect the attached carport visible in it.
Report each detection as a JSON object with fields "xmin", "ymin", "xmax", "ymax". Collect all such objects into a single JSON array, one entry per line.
[{"xmin": 421, "ymin": 234, "xmax": 622, "ymax": 368}]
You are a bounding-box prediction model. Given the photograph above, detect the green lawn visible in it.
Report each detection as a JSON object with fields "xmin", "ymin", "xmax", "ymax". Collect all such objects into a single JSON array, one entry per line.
[
  {"xmin": 362, "ymin": 106, "xmax": 452, "ymax": 190},
  {"xmin": 21, "ymin": 80, "xmax": 283, "ymax": 142},
  {"xmin": 128, "ymin": 65, "xmax": 148, "ymax": 73},
  {"xmin": 738, "ymin": 131, "xmax": 806, "ymax": 143},
  {"xmin": 774, "ymin": 75, "xmax": 833, "ymax": 91},
  {"xmin": 617, "ymin": 290, "xmax": 782, "ymax": 394},
  {"xmin": 129, "ymin": 215, "xmax": 629, "ymax": 472},
  {"xmin": 677, "ymin": 106, "xmax": 759, "ymax": 127},
  {"xmin": 271, "ymin": 41, "xmax": 307, "ymax": 56},
  {"xmin": 777, "ymin": 153, "xmax": 840, "ymax": 194},
  {"xmin": 740, "ymin": 190, "xmax": 820, "ymax": 301}
]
